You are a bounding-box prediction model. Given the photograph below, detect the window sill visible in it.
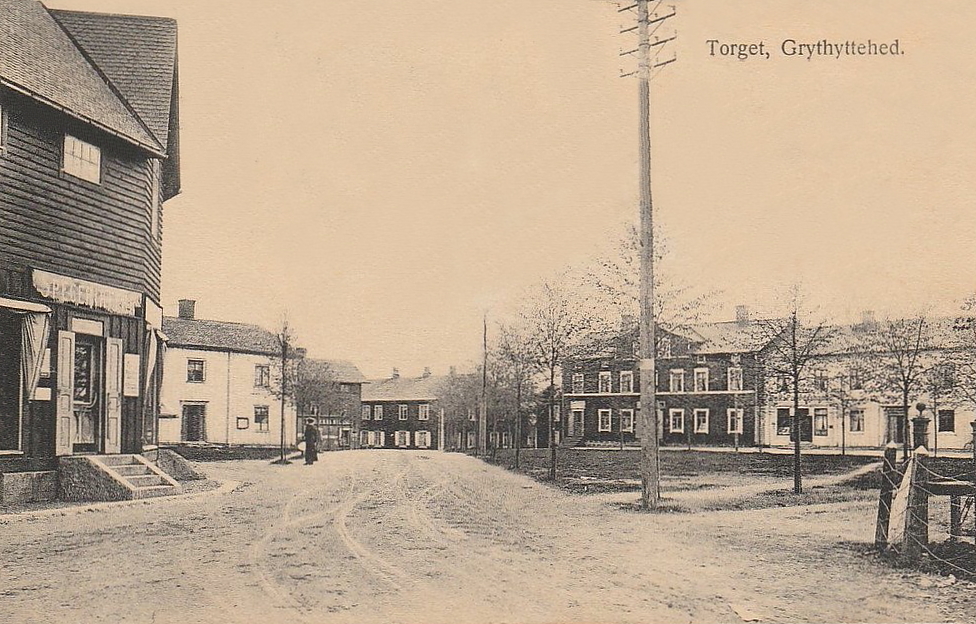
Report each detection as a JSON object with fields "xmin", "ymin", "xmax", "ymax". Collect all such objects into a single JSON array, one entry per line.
[{"xmin": 0, "ymin": 450, "xmax": 26, "ymax": 456}]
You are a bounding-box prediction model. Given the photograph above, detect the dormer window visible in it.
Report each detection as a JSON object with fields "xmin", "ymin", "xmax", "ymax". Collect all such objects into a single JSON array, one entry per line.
[{"xmin": 63, "ymin": 134, "xmax": 101, "ymax": 183}]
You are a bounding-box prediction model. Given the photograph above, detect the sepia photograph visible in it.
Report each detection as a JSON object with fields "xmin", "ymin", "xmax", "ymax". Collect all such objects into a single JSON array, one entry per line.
[{"xmin": 1, "ymin": 0, "xmax": 975, "ymax": 622}]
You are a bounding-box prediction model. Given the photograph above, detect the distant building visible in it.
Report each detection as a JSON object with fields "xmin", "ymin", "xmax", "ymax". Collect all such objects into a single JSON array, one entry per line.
[
  {"xmin": 297, "ymin": 358, "xmax": 367, "ymax": 450},
  {"xmin": 0, "ymin": 0, "xmax": 179, "ymax": 500},
  {"xmin": 562, "ymin": 308, "xmax": 767, "ymax": 448},
  {"xmin": 360, "ymin": 369, "xmax": 444, "ymax": 450},
  {"xmin": 159, "ymin": 300, "xmax": 298, "ymax": 446}
]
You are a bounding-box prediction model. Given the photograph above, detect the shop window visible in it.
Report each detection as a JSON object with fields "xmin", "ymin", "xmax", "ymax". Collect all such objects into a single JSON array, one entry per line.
[
  {"xmin": 0, "ymin": 311, "xmax": 22, "ymax": 450},
  {"xmin": 776, "ymin": 408, "xmax": 792, "ymax": 436},
  {"xmin": 849, "ymin": 409, "xmax": 865, "ymax": 433}
]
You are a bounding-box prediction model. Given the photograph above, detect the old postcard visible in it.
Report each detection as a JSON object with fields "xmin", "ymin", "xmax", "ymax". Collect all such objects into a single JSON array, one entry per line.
[{"xmin": 1, "ymin": 0, "xmax": 974, "ymax": 622}]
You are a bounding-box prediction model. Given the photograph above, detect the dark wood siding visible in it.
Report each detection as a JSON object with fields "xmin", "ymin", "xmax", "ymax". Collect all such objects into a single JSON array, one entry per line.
[{"xmin": 0, "ymin": 90, "xmax": 160, "ymax": 301}]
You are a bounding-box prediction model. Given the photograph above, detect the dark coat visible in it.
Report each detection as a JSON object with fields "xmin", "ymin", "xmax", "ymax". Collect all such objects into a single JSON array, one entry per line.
[{"xmin": 304, "ymin": 424, "xmax": 320, "ymax": 464}]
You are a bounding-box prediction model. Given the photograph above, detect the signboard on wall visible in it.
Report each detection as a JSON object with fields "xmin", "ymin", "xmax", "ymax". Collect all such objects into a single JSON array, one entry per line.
[
  {"xmin": 123, "ymin": 353, "xmax": 141, "ymax": 397},
  {"xmin": 33, "ymin": 269, "xmax": 142, "ymax": 317}
]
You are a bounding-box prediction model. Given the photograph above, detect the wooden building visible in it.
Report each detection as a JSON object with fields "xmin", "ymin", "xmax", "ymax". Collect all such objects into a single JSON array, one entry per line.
[
  {"xmin": 360, "ymin": 369, "xmax": 444, "ymax": 450},
  {"xmin": 297, "ymin": 358, "xmax": 367, "ymax": 451},
  {"xmin": 0, "ymin": 0, "xmax": 180, "ymax": 502}
]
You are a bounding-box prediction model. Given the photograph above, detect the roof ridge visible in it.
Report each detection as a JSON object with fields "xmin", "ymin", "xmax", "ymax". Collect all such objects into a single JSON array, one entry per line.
[
  {"xmin": 48, "ymin": 8, "xmax": 176, "ymax": 23},
  {"xmin": 48, "ymin": 7, "xmax": 165, "ymax": 152}
]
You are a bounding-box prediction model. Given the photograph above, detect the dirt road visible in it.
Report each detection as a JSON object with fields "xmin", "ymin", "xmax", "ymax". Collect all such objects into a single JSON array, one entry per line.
[{"xmin": 0, "ymin": 451, "xmax": 969, "ymax": 624}]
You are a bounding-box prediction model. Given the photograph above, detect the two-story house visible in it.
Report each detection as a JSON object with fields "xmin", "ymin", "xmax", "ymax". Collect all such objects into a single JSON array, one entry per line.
[
  {"xmin": 562, "ymin": 308, "xmax": 767, "ymax": 448},
  {"xmin": 159, "ymin": 300, "xmax": 298, "ymax": 447},
  {"xmin": 0, "ymin": 0, "xmax": 179, "ymax": 502},
  {"xmin": 360, "ymin": 369, "xmax": 443, "ymax": 450}
]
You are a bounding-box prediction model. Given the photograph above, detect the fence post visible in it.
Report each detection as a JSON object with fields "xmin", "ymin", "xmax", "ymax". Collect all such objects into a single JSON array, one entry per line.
[
  {"xmin": 875, "ymin": 442, "xmax": 900, "ymax": 549},
  {"xmin": 903, "ymin": 446, "xmax": 930, "ymax": 564},
  {"xmin": 949, "ymin": 495, "xmax": 961, "ymax": 542}
]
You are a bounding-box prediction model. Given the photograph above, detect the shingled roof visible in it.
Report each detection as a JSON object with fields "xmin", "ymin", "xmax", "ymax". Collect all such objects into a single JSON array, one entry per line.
[
  {"xmin": 162, "ymin": 316, "xmax": 280, "ymax": 356},
  {"xmin": 362, "ymin": 374, "xmax": 448, "ymax": 402},
  {"xmin": 0, "ymin": 0, "xmax": 166, "ymax": 154},
  {"xmin": 303, "ymin": 358, "xmax": 368, "ymax": 385},
  {"xmin": 50, "ymin": 9, "xmax": 177, "ymax": 150}
]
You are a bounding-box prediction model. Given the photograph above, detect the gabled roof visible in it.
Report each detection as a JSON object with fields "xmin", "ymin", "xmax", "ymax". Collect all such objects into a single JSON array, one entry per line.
[
  {"xmin": 162, "ymin": 316, "xmax": 279, "ymax": 356},
  {"xmin": 0, "ymin": 0, "xmax": 162, "ymax": 153},
  {"xmin": 680, "ymin": 320, "xmax": 774, "ymax": 355},
  {"xmin": 49, "ymin": 8, "xmax": 177, "ymax": 151},
  {"xmin": 303, "ymin": 358, "xmax": 368, "ymax": 385},
  {"xmin": 362, "ymin": 374, "xmax": 448, "ymax": 402}
]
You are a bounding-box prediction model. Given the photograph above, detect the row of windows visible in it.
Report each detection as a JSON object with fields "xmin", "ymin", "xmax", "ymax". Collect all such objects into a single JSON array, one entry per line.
[
  {"xmin": 668, "ymin": 408, "xmax": 746, "ymax": 435},
  {"xmin": 773, "ymin": 407, "xmax": 958, "ymax": 436},
  {"xmin": 596, "ymin": 408, "xmax": 636, "ymax": 433},
  {"xmin": 570, "ymin": 368, "xmax": 744, "ymax": 394},
  {"xmin": 361, "ymin": 404, "xmax": 430, "ymax": 421},
  {"xmin": 360, "ymin": 430, "xmax": 431, "ymax": 448}
]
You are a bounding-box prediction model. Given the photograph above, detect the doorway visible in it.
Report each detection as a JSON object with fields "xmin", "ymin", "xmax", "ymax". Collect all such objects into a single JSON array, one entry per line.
[
  {"xmin": 73, "ymin": 335, "xmax": 102, "ymax": 454},
  {"xmin": 182, "ymin": 404, "xmax": 207, "ymax": 442}
]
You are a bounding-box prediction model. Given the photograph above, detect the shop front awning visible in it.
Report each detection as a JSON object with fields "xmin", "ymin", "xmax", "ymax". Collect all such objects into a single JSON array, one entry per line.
[{"xmin": 0, "ymin": 297, "xmax": 51, "ymax": 314}]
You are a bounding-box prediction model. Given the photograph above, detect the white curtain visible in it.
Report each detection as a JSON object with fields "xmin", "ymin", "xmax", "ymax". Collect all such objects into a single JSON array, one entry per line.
[{"xmin": 20, "ymin": 312, "xmax": 50, "ymax": 398}]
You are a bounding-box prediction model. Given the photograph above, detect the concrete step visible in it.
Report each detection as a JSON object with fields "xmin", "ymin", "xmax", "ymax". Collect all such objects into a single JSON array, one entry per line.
[
  {"xmin": 112, "ymin": 464, "xmax": 152, "ymax": 477},
  {"xmin": 126, "ymin": 474, "xmax": 168, "ymax": 488},
  {"xmin": 131, "ymin": 485, "xmax": 181, "ymax": 500},
  {"xmin": 98, "ymin": 454, "xmax": 141, "ymax": 467}
]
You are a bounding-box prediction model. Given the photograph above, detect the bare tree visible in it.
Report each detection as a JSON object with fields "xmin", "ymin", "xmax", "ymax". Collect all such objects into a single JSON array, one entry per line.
[
  {"xmin": 867, "ymin": 315, "xmax": 933, "ymax": 459},
  {"xmin": 755, "ymin": 288, "xmax": 836, "ymax": 494},
  {"xmin": 951, "ymin": 294, "xmax": 976, "ymax": 411},
  {"xmin": 494, "ymin": 321, "xmax": 539, "ymax": 470},
  {"xmin": 270, "ymin": 316, "xmax": 301, "ymax": 465},
  {"xmin": 294, "ymin": 359, "xmax": 344, "ymax": 449},
  {"xmin": 583, "ymin": 222, "xmax": 716, "ymax": 335}
]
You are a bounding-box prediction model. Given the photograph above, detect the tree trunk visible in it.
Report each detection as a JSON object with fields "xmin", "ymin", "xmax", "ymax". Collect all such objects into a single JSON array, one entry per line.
[
  {"xmin": 793, "ymin": 370, "xmax": 801, "ymax": 494},
  {"xmin": 548, "ymin": 365, "xmax": 557, "ymax": 480},
  {"xmin": 515, "ymin": 380, "xmax": 522, "ymax": 470}
]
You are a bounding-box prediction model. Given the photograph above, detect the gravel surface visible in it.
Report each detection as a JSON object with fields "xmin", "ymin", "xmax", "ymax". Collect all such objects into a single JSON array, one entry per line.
[{"xmin": 0, "ymin": 451, "xmax": 971, "ymax": 624}]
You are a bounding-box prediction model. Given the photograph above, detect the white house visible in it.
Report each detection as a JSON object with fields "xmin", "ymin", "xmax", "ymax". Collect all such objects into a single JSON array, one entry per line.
[{"xmin": 159, "ymin": 300, "xmax": 297, "ymax": 446}]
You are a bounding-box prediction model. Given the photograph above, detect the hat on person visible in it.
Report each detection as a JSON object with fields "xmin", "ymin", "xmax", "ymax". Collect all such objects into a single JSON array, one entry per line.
[{"xmin": 305, "ymin": 417, "xmax": 316, "ymax": 424}]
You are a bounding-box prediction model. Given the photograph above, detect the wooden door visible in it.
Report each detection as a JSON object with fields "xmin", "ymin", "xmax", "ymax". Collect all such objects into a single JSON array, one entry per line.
[
  {"xmin": 104, "ymin": 337, "xmax": 122, "ymax": 454},
  {"xmin": 55, "ymin": 330, "xmax": 75, "ymax": 455}
]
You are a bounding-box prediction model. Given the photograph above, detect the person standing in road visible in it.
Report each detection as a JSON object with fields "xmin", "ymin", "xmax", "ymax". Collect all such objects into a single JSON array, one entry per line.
[{"xmin": 303, "ymin": 418, "xmax": 320, "ymax": 465}]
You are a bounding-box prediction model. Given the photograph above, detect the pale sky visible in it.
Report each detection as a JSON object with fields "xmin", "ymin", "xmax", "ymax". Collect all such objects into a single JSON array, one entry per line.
[{"xmin": 47, "ymin": 0, "xmax": 976, "ymax": 378}]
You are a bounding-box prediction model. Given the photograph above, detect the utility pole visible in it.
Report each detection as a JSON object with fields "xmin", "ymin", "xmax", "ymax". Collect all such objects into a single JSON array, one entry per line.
[
  {"xmin": 278, "ymin": 324, "xmax": 290, "ymax": 464},
  {"xmin": 626, "ymin": 0, "xmax": 674, "ymax": 510},
  {"xmin": 480, "ymin": 312, "xmax": 488, "ymax": 455}
]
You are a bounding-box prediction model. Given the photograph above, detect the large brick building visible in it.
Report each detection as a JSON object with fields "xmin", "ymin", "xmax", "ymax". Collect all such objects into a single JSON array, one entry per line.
[{"xmin": 360, "ymin": 369, "xmax": 444, "ymax": 450}]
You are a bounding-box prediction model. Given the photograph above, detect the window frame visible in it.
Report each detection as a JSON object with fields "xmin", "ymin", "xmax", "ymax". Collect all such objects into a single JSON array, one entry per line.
[
  {"xmin": 814, "ymin": 407, "xmax": 828, "ymax": 436},
  {"xmin": 694, "ymin": 408, "xmax": 709, "ymax": 434},
  {"xmin": 669, "ymin": 370, "xmax": 685, "ymax": 393},
  {"xmin": 727, "ymin": 408, "xmax": 744, "ymax": 434},
  {"xmin": 619, "ymin": 371, "xmax": 634, "ymax": 394},
  {"xmin": 571, "ymin": 372, "xmax": 584, "ymax": 394},
  {"xmin": 374, "ymin": 405, "xmax": 383, "ymax": 420},
  {"xmin": 418, "ymin": 404, "xmax": 430, "ymax": 421},
  {"xmin": 254, "ymin": 405, "xmax": 270, "ymax": 432},
  {"xmin": 727, "ymin": 367, "xmax": 743, "ymax": 391},
  {"xmin": 621, "ymin": 408, "xmax": 635, "ymax": 433},
  {"xmin": 362, "ymin": 405, "xmax": 371, "ymax": 421},
  {"xmin": 937, "ymin": 409, "xmax": 956, "ymax": 433},
  {"xmin": 598, "ymin": 371, "xmax": 612, "ymax": 394},
  {"xmin": 693, "ymin": 368, "xmax": 709, "ymax": 393},
  {"xmin": 415, "ymin": 430, "xmax": 430, "ymax": 448},
  {"xmin": 254, "ymin": 364, "xmax": 270, "ymax": 388},
  {"xmin": 669, "ymin": 408, "xmax": 685, "ymax": 433},
  {"xmin": 63, "ymin": 134, "xmax": 102, "ymax": 184},
  {"xmin": 395, "ymin": 430, "xmax": 410, "ymax": 447},
  {"xmin": 598, "ymin": 408, "xmax": 612, "ymax": 432},
  {"xmin": 186, "ymin": 359, "xmax": 205, "ymax": 383},
  {"xmin": 398, "ymin": 404, "xmax": 409, "ymax": 420},
  {"xmin": 849, "ymin": 408, "xmax": 865, "ymax": 433}
]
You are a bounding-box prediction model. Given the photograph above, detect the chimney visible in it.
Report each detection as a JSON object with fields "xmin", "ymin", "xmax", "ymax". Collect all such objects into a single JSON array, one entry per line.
[
  {"xmin": 735, "ymin": 305, "xmax": 750, "ymax": 325},
  {"xmin": 422, "ymin": 367, "xmax": 431, "ymax": 378},
  {"xmin": 391, "ymin": 367, "xmax": 399, "ymax": 379},
  {"xmin": 859, "ymin": 310, "xmax": 877, "ymax": 330},
  {"xmin": 178, "ymin": 299, "xmax": 196, "ymax": 320}
]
